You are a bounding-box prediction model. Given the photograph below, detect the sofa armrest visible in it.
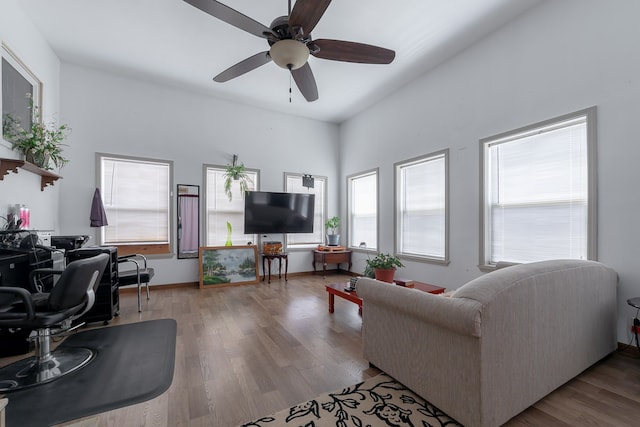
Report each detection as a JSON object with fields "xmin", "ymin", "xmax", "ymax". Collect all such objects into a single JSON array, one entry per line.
[{"xmin": 357, "ymin": 278, "xmax": 482, "ymax": 337}]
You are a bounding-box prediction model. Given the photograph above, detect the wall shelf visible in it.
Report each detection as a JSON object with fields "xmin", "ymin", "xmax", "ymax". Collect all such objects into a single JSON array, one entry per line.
[{"xmin": 0, "ymin": 158, "xmax": 62, "ymax": 191}]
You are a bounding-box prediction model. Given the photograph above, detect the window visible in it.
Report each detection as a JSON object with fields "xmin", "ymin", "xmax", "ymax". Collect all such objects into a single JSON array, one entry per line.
[
  {"xmin": 98, "ymin": 154, "xmax": 173, "ymax": 255},
  {"xmin": 395, "ymin": 150, "xmax": 449, "ymax": 263},
  {"xmin": 204, "ymin": 165, "xmax": 259, "ymax": 246},
  {"xmin": 347, "ymin": 169, "xmax": 378, "ymax": 251},
  {"xmin": 285, "ymin": 173, "xmax": 326, "ymax": 249},
  {"xmin": 480, "ymin": 107, "xmax": 596, "ymax": 268}
]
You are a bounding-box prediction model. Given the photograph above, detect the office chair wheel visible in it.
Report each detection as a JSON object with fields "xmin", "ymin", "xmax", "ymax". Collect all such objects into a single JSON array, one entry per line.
[{"xmin": 0, "ymin": 347, "xmax": 95, "ymax": 392}]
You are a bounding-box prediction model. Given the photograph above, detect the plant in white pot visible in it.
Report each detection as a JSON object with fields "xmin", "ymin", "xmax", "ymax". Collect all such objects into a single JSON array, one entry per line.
[
  {"xmin": 223, "ymin": 154, "xmax": 252, "ymax": 202},
  {"xmin": 3, "ymin": 97, "xmax": 70, "ymax": 171},
  {"xmin": 365, "ymin": 252, "xmax": 404, "ymax": 283},
  {"xmin": 325, "ymin": 216, "xmax": 340, "ymax": 246}
]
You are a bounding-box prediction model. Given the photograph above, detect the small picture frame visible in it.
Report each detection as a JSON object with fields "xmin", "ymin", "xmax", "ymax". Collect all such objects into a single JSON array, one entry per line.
[{"xmin": 199, "ymin": 245, "xmax": 259, "ymax": 288}]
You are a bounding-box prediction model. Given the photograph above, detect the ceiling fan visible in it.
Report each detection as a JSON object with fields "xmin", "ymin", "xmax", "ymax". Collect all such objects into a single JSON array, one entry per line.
[{"xmin": 183, "ymin": 0, "xmax": 396, "ymax": 102}]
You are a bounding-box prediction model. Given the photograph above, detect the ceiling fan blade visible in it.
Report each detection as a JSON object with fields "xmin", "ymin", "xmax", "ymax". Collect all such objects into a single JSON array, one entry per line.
[
  {"xmin": 289, "ymin": 0, "xmax": 332, "ymax": 35},
  {"xmin": 312, "ymin": 39, "xmax": 395, "ymax": 64},
  {"xmin": 183, "ymin": 0, "xmax": 275, "ymax": 39},
  {"xmin": 213, "ymin": 51, "xmax": 272, "ymax": 82},
  {"xmin": 291, "ymin": 63, "xmax": 319, "ymax": 102}
]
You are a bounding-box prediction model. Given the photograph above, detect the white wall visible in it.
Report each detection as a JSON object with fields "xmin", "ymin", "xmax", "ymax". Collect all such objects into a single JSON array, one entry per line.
[
  {"xmin": 0, "ymin": 0, "xmax": 61, "ymax": 231},
  {"xmin": 58, "ymin": 63, "xmax": 339, "ymax": 285},
  {"xmin": 4, "ymin": 0, "xmax": 639, "ymax": 342},
  {"xmin": 340, "ymin": 0, "xmax": 640, "ymax": 342}
]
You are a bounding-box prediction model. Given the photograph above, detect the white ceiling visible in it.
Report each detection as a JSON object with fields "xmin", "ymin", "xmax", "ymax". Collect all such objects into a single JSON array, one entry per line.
[{"xmin": 18, "ymin": 0, "xmax": 540, "ymax": 123}]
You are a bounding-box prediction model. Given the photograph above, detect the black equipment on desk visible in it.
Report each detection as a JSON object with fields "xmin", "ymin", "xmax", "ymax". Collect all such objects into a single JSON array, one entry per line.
[{"xmin": 51, "ymin": 235, "xmax": 90, "ymax": 250}]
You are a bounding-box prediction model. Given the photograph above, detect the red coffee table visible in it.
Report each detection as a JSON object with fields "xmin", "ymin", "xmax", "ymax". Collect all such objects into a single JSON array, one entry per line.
[{"xmin": 326, "ymin": 281, "xmax": 446, "ymax": 315}]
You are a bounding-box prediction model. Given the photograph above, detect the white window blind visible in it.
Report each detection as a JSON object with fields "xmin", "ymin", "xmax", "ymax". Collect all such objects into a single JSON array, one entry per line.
[
  {"xmin": 348, "ymin": 171, "xmax": 378, "ymax": 250},
  {"xmin": 396, "ymin": 151, "xmax": 447, "ymax": 260},
  {"xmin": 205, "ymin": 166, "xmax": 258, "ymax": 246},
  {"xmin": 285, "ymin": 174, "xmax": 326, "ymax": 248},
  {"xmin": 100, "ymin": 156, "xmax": 171, "ymax": 245},
  {"xmin": 483, "ymin": 110, "xmax": 594, "ymax": 265}
]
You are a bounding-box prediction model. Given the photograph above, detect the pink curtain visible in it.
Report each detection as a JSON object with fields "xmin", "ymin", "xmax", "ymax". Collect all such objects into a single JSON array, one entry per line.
[{"xmin": 178, "ymin": 196, "xmax": 198, "ymax": 252}]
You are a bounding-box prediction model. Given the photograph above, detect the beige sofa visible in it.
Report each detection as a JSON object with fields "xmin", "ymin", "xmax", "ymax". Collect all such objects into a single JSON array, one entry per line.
[{"xmin": 357, "ymin": 260, "xmax": 617, "ymax": 427}]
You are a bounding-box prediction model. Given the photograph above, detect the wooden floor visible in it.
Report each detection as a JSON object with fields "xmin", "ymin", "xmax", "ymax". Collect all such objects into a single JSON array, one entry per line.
[{"xmin": 3, "ymin": 273, "xmax": 640, "ymax": 426}]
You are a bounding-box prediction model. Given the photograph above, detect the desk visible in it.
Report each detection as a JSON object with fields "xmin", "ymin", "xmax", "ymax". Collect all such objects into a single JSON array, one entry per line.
[
  {"xmin": 313, "ymin": 250, "xmax": 352, "ymax": 277},
  {"xmin": 262, "ymin": 252, "xmax": 288, "ymax": 283}
]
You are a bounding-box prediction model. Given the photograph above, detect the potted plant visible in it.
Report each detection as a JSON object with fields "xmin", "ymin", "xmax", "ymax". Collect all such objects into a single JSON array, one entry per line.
[
  {"xmin": 365, "ymin": 252, "xmax": 404, "ymax": 283},
  {"xmin": 325, "ymin": 216, "xmax": 340, "ymax": 246},
  {"xmin": 3, "ymin": 97, "xmax": 70, "ymax": 171},
  {"xmin": 223, "ymin": 154, "xmax": 253, "ymax": 201}
]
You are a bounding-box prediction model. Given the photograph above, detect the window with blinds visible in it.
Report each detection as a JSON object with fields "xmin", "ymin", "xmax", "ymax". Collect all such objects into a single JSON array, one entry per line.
[
  {"xmin": 99, "ymin": 154, "xmax": 172, "ymax": 253},
  {"xmin": 347, "ymin": 169, "xmax": 378, "ymax": 251},
  {"xmin": 204, "ymin": 166, "xmax": 259, "ymax": 246},
  {"xmin": 480, "ymin": 107, "xmax": 597, "ymax": 267},
  {"xmin": 285, "ymin": 174, "xmax": 326, "ymax": 249},
  {"xmin": 395, "ymin": 150, "xmax": 448, "ymax": 262}
]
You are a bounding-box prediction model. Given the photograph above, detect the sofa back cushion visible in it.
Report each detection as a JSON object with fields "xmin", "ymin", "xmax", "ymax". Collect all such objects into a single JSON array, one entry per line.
[{"xmin": 452, "ymin": 259, "xmax": 615, "ymax": 305}]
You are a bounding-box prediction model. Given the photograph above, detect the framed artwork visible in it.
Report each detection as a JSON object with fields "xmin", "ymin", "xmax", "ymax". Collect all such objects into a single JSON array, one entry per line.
[
  {"xmin": 199, "ymin": 245, "xmax": 259, "ymax": 288},
  {"xmin": 1, "ymin": 42, "xmax": 43, "ymax": 148}
]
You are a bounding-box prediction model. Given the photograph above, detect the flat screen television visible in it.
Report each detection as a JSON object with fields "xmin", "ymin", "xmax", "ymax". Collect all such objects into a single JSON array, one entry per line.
[{"xmin": 244, "ymin": 191, "xmax": 315, "ymax": 234}]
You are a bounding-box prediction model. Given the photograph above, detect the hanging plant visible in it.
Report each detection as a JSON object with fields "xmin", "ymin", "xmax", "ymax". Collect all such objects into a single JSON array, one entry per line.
[{"xmin": 223, "ymin": 154, "xmax": 253, "ymax": 201}]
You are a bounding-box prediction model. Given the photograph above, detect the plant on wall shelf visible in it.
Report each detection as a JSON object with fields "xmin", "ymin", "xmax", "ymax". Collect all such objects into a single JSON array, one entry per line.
[
  {"xmin": 3, "ymin": 94, "xmax": 70, "ymax": 171},
  {"xmin": 223, "ymin": 154, "xmax": 253, "ymax": 201}
]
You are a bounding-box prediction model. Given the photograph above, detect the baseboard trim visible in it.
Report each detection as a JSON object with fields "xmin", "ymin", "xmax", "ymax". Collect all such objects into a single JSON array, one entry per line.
[
  {"xmin": 617, "ymin": 342, "xmax": 640, "ymax": 357},
  {"xmin": 119, "ymin": 281, "xmax": 198, "ymax": 293}
]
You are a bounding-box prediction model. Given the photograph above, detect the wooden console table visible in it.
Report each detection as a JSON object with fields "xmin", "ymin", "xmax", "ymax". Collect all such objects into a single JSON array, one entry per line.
[{"xmin": 313, "ymin": 250, "xmax": 352, "ymax": 277}]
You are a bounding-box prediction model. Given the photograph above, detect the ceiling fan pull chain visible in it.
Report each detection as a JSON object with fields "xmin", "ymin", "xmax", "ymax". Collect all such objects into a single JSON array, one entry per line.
[{"xmin": 289, "ymin": 74, "xmax": 292, "ymax": 103}]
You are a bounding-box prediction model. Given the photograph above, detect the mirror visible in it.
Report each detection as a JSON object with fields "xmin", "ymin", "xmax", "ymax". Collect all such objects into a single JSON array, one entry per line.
[{"xmin": 177, "ymin": 184, "xmax": 199, "ymax": 259}]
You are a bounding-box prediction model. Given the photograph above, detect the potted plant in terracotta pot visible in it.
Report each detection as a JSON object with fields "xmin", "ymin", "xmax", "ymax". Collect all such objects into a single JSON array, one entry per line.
[
  {"xmin": 325, "ymin": 216, "xmax": 340, "ymax": 246},
  {"xmin": 365, "ymin": 252, "xmax": 404, "ymax": 283}
]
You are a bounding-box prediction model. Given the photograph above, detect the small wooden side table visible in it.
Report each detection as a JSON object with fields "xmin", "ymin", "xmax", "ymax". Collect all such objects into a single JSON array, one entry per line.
[
  {"xmin": 262, "ymin": 252, "xmax": 288, "ymax": 284},
  {"xmin": 313, "ymin": 250, "xmax": 352, "ymax": 277}
]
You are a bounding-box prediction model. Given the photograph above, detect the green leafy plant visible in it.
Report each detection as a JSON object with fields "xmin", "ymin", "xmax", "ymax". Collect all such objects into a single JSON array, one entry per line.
[
  {"xmin": 365, "ymin": 252, "xmax": 405, "ymax": 271},
  {"xmin": 325, "ymin": 216, "xmax": 340, "ymax": 234},
  {"xmin": 2, "ymin": 96, "xmax": 70, "ymax": 170},
  {"xmin": 223, "ymin": 155, "xmax": 253, "ymax": 201}
]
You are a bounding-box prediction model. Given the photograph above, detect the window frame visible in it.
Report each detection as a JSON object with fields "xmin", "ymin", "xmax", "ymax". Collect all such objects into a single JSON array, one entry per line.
[
  {"xmin": 347, "ymin": 168, "xmax": 379, "ymax": 252},
  {"xmin": 479, "ymin": 107, "xmax": 598, "ymax": 271},
  {"xmin": 96, "ymin": 152, "xmax": 174, "ymax": 256},
  {"xmin": 394, "ymin": 149, "xmax": 450, "ymax": 265},
  {"xmin": 284, "ymin": 172, "xmax": 328, "ymax": 251},
  {"xmin": 203, "ymin": 163, "xmax": 260, "ymax": 247}
]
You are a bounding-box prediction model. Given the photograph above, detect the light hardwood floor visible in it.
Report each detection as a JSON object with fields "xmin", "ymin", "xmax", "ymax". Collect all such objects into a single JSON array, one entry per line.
[{"xmin": 3, "ymin": 273, "xmax": 640, "ymax": 426}]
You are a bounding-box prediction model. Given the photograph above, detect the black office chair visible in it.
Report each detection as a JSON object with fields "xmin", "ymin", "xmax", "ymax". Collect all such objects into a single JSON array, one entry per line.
[
  {"xmin": 0, "ymin": 253, "xmax": 109, "ymax": 392},
  {"xmin": 118, "ymin": 254, "xmax": 154, "ymax": 312}
]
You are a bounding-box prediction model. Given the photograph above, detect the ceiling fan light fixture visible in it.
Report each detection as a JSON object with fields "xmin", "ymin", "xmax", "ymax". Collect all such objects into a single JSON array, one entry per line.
[{"xmin": 269, "ymin": 39, "xmax": 309, "ymax": 70}]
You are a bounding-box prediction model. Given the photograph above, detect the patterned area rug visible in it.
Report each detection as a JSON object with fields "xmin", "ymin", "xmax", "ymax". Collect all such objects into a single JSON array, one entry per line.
[{"xmin": 240, "ymin": 373, "xmax": 462, "ymax": 427}]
